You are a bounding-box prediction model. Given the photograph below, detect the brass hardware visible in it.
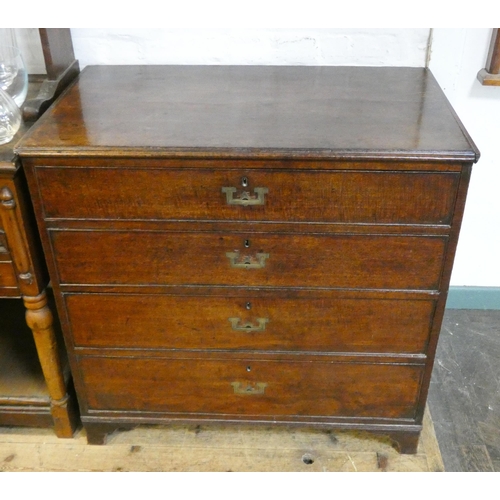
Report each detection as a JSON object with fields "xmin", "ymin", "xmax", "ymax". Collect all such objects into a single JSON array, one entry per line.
[
  {"xmin": 226, "ymin": 251, "xmax": 269, "ymax": 269},
  {"xmin": 231, "ymin": 382, "xmax": 267, "ymax": 395},
  {"xmin": 19, "ymin": 272, "xmax": 34, "ymax": 285},
  {"xmin": 245, "ymin": 302, "xmax": 252, "ymax": 310},
  {"xmin": 222, "ymin": 186, "xmax": 268, "ymax": 206},
  {"xmin": 241, "ymin": 176, "xmax": 249, "ymax": 187},
  {"xmin": 228, "ymin": 317, "xmax": 269, "ymax": 332},
  {"xmin": 0, "ymin": 245, "xmax": 6, "ymax": 253}
]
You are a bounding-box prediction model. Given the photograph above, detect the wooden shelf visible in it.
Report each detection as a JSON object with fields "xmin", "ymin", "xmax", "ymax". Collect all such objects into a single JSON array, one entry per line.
[
  {"xmin": 0, "ymin": 290, "xmax": 74, "ymax": 428},
  {"xmin": 0, "ymin": 80, "xmax": 50, "ymax": 425},
  {"xmin": 0, "ymin": 76, "xmax": 79, "ymax": 435}
]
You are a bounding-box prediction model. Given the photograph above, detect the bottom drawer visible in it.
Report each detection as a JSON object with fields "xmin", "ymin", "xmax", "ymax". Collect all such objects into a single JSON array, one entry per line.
[{"xmin": 80, "ymin": 355, "xmax": 423, "ymax": 420}]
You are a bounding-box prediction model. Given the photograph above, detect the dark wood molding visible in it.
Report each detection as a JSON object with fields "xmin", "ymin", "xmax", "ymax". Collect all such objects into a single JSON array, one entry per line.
[
  {"xmin": 22, "ymin": 29, "xmax": 80, "ymax": 121},
  {"xmin": 477, "ymin": 28, "xmax": 500, "ymax": 86}
]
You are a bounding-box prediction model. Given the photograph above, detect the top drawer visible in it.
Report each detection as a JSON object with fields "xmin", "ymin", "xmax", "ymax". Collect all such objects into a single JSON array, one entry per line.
[{"xmin": 35, "ymin": 165, "xmax": 460, "ymax": 225}]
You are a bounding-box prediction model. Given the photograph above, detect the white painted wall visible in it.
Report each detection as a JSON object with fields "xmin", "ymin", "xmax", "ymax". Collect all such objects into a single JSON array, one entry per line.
[
  {"xmin": 69, "ymin": 29, "xmax": 430, "ymax": 67},
  {"xmin": 428, "ymin": 29, "xmax": 500, "ymax": 287},
  {"xmin": 10, "ymin": 28, "xmax": 500, "ymax": 286},
  {"xmin": 14, "ymin": 29, "xmax": 430, "ymax": 71}
]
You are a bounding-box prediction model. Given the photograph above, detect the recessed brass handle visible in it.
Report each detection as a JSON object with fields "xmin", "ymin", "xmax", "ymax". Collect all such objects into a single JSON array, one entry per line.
[
  {"xmin": 228, "ymin": 317, "xmax": 269, "ymax": 332},
  {"xmin": 226, "ymin": 251, "xmax": 269, "ymax": 269},
  {"xmin": 231, "ymin": 382, "xmax": 267, "ymax": 395},
  {"xmin": 222, "ymin": 187, "xmax": 268, "ymax": 206}
]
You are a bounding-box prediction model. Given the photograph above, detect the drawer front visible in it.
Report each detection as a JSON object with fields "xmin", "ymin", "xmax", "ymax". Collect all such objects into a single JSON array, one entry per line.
[
  {"xmin": 36, "ymin": 167, "xmax": 459, "ymax": 225},
  {"xmin": 81, "ymin": 355, "xmax": 423, "ymax": 419},
  {"xmin": 67, "ymin": 293, "xmax": 435, "ymax": 354},
  {"xmin": 0, "ymin": 261, "xmax": 18, "ymax": 288},
  {"xmin": 51, "ymin": 230, "xmax": 446, "ymax": 291}
]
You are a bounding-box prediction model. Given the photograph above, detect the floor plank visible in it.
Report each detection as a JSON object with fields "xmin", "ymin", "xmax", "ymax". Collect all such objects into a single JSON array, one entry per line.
[{"xmin": 0, "ymin": 406, "xmax": 442, "ymax": 472}]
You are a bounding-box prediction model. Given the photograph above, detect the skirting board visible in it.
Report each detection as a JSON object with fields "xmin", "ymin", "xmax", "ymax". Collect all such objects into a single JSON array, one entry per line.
[{"xmin": 446, "ymin": 286, "xmax": 500, "ymax": 310}]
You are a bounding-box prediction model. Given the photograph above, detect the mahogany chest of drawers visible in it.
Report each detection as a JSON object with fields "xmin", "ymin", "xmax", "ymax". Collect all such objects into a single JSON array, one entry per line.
[{"xmin": 17, "ymin": 65, "xmax": 479, "ymax": 452}]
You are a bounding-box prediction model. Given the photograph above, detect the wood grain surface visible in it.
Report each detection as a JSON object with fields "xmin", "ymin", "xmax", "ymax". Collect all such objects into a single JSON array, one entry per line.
[
  {"xmin": 35, "ymin": 165, "xmax": 460, "ymax": 225},
  {"xmin": 17, "ymin": 66, "xmax": 478, "ymax": 161},
  {"xmin": 0, "ymin": 405, "xmax": 443, "ymax": 472},
  {"xmin": 50, "ymin": 230, "xmax": 447, "ymax": 290},
  {"xmin": 65, "ymin": 292, "xmax": 435, "ymax": 353}
]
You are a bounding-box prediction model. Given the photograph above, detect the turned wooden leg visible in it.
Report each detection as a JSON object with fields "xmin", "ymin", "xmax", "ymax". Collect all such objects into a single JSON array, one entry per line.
[{"xmin": 24, "ymin": 291, "xmax": 78, "ymax": 437}]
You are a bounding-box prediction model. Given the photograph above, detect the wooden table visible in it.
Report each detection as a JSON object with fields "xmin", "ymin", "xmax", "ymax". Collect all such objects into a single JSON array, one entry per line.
[{"xmin": 0, "ymin": 78, "xmax": 78, "ymax": 436}]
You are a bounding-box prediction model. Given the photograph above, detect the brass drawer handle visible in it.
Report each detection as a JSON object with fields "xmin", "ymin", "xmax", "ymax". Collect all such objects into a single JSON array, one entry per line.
[
  {"xmin": 226, "ymin": 251, "xmax": 269, "ymax": 269},
  {"xmin": 231, "ymin": 382, "xmax": 267, "ymax": 395},
  {"xmin": 228, "ymin": 317, "xmax": 269, "ymax": 332},
  {"xmin": 222, "ymin": 187, "xmax": 268, "ymax": 206}
]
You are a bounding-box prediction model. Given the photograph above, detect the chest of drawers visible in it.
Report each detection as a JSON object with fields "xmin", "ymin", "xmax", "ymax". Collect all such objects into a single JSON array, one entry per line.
[{"xmin": 17, "ymin": 65, "xmax": 479, "ymax": 453}]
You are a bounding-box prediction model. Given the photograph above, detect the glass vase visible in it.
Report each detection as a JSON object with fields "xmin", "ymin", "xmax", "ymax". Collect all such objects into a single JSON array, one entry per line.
[
  {"xmin": 0, "ymin": 86, "xmax": 21, "ymax": 145},
  {"xmin": 0, "ymin": 43, "xmax": 28, "ymax": 107}
]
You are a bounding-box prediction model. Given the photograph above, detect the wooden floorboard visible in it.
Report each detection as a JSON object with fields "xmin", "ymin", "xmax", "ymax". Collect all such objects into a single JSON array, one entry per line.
[{"xmin": 0, "ymin": 406, "xmax": 443, "ymax": 472}]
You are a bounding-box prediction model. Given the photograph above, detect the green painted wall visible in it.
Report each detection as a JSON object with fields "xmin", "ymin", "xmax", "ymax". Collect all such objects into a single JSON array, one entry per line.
[{"xmin": 446, "ymin": 287, "xmax": 500, "ymax": 310}]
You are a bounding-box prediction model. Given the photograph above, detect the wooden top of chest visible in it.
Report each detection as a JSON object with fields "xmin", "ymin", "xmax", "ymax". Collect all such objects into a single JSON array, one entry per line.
[{"xmin": 17, "ymin": 65, "xmax": 479, "ymax": 162}]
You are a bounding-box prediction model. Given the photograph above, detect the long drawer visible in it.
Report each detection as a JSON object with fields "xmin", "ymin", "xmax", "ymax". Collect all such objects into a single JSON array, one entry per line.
[
  {"xmin": 80, "ymin": 355, "xmax": 423, "ymax": 419},
  {"xmin": 36, "ymin": 166, "xmax": 460, "ymax": 225},
  {"xmin": 66, "ymin": 293, "xmax": 435, "ymax": 354},
  {"xmin": 51, "ymin": 230, "xmax": 447, "ymax": 290}
]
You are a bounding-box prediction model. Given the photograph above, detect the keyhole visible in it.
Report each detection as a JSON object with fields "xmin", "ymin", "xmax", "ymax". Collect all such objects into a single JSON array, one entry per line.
[
  {"xmin": 241, "ymin": 176, "xmax": 249, "ymax": 187},
  {"xmin": 246, "ymin": 302, "xmax": 252, "ymax": 310},
  {"xmin": 244, "ymin": 239, "xmax": 250, "ymax": 248},
  {"xmin": 246, "ymin": 366, "xmax": 251, "ymax": 372}
]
